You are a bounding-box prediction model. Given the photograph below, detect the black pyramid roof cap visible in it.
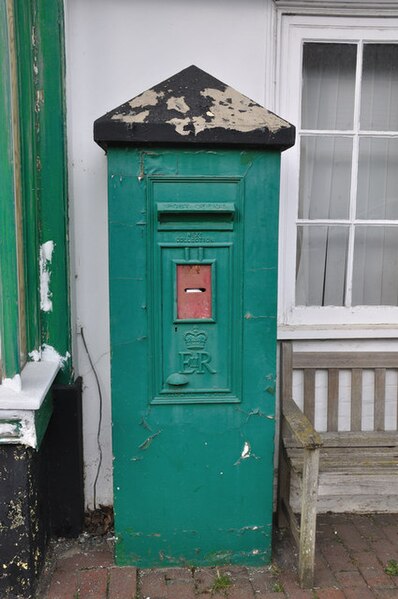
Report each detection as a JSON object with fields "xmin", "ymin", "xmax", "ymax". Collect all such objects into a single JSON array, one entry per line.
[{"xmin": 94, "ymin": 65, "xmax": 295, "ymax": 151}]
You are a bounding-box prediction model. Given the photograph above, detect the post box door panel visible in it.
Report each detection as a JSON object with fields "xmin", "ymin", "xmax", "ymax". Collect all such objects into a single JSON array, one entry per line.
[
  {"xmin": 149, "ymin": 178, "xmax": 242, "ymax": 404},
  {"xmin": 157, "ymin": 245, "xmax": 238, "ymax": 401}
]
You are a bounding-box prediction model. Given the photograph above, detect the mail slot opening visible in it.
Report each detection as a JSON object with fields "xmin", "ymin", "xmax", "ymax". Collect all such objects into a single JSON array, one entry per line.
[
  {"xmin": 157, "ymin": 202, "xmax": 235, "ymax": 231},
  {"xmin": 177, "ymin": 264, "xmax": 212, "ymax": 319}
]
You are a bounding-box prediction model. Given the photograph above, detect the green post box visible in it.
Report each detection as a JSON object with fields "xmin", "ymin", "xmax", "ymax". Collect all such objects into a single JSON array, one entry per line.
[{"xmin": 94, "ymin": 66, "xmax": 295, "ymax": 568}]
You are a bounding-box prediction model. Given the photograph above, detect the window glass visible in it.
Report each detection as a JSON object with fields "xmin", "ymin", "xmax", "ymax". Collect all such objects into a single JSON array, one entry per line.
[
  {"xmin": 302, "ymin": 43, "xmax": 357, "ymax": 130},
  {"xmin": 357, "ymin": 137, "xmax": 398, "ymax": 219},
  {"xmin": 353, "ymin": 226, "xmax": 398, "ymax": 305},
  {"xmin": 296, "ymin": 225, "xmax": 349, "ymax": 306},
  {"xmin": 297, "ymin": 41, "xmax": 398, "ymax": 309},
  {"xmin": 361, "ymin": 44, "xmax": 398, "ymax": 131},
  {"xmin": 299, "ymin": 136, "xmax": 352, "ymax": 219}
]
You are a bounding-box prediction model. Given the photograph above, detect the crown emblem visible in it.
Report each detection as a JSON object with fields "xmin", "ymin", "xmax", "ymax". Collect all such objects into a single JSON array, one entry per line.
[{"xmin": 184, "ymin": 327, "xmax": 207, "ymax": 350}]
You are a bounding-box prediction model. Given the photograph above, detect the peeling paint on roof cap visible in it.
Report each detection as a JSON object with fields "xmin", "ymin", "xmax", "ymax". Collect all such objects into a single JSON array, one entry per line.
[{"xmin": 94, "ymin": 65, "xmax": 295, "ymax": 151}]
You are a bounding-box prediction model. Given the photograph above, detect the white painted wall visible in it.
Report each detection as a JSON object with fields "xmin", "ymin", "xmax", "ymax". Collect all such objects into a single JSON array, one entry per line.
[{"xmin": 64, "ymin": 0, "xmax": 275, "ymax": 508}]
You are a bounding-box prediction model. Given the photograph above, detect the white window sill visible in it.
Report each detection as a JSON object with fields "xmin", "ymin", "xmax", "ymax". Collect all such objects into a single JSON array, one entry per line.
[
  {"xmin": 0, "ymin": 361, "xmax": 60, "ymax": 448},
  {"xmin": 0, "ymin": 361, "xmax": 60, "ymax": 410}
]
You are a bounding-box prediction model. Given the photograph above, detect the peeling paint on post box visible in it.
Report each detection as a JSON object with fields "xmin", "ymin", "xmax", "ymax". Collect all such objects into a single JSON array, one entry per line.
[{"xmin": 94, "ymin": 66, "xmax": 295, "ymax": 568}]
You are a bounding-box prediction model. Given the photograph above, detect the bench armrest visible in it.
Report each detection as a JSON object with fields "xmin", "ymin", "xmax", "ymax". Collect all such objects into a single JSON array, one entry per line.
[{"xmin": 282, "ymin": 396, "xmax": 323, "ymax": 450}]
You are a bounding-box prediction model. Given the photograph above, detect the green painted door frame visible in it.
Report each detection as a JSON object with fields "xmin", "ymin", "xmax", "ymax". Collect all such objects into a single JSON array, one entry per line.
[
  {"xmin": 0, "ymin": 0, "xmax": 21, "ymax": 379},
  {"xmin": 0, "ymin": 0, "xmax": 71, "ymax": 384}
]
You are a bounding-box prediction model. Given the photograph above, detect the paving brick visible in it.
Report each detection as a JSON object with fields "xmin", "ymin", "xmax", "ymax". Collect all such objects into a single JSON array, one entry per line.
[
  {"xmin": 334, "ymin": 570, "xmax": 369, "ymax": 590},
  {"xmin": 45, "ymin": 570, "xmax": 78, "ymax": 599},
  {"xmin": 140, "ymin": 569, "xmax": 168, "ymax": 598},
  {"xmin": 252, "ymin": 593, "xmax": 286, "ymax": 599},
  {"xmin": 351, "ymin": 551, "xmax": 394, "ymax": 589},
  {"xmin": 343, "ymin": 589, "xmax": 375, "ymax": 599},
  {"xmin": 334, "ymin": 523, "xmax": 370, "ymax": 552},
  {"xmin": 254, "ymin": 591, "xmax": 286, "ymax": 599},
  {"xmin": 225, "ymin": 585, "xmax": 255, "ymax": 599},
  {"xmin": 317, "ymin": 518, "xmax": 342, "ymax": 546},
  {"xmin": 373, "ymin": 515, "xmax": 397, "ymax": 527},
  {"xmin": 57, "ymin": 550, "xmax": 114, "ymax": 572},
  {"xmin": 225, "ymin": 577, "xmax": 255, "ymax": 599},
  {"xmin": 374, "ymin": 589, "xmax": 398, "ymax": 598},
  {"xmin": 166, "ymin": 579, "xmax": 196, "ymax": 599},
  {"xmin": 359, "ymin": 567, "xmax": 394, "ymax": 590},
  {"xmin": 370, "ymin": 540, "xmax": 397, "ymax": 566},
  {"xmin": 320, "ymin": 541, "xmax": 356, "ymax": 573},
  {"xmin": 196, "ymin": 567, "xmax": 254, "ymax": 598},
  {"xmin": 313, "ymin": 553, "xmax": 339, "ymax": 588},
  {"xmin": 164, "ymin": 567, "xmax": 193, "ymax": 581},
  {"xmin": 220, "ymin": 565, "xmax": 248, "ymax": 576},
  {"xmin": 352, "ymin": 550, "xmax": 383, "ymax": 569},
  {"xmin": 220, "ymin": 565, "xmax": 251, "ymax": 588},
  {"xmin": 352, "ymin": 516, "xmax": 387, "ymax": 542},
  {"xmin": 78, "ymin": 568, "xmax": 108, "ymax": 598},
  {"xmin": 278, "ymin": 571, "xmax": 313, "ymax": 598},
  {"xmin": 194, "ymin": 567, "xmax": 217, "ymax": 593},
  {"xmin": 332, "ymin": 570, "xmax": 360, "ymax": 587},
  {"xmin": 379, "ymin": 523, "xmax": 398, "ymax": 549},
  {"xmin": 315, "ymin": 589, "xmax": 346, "ymax": 599},
  {"xmin": 248, "ymin": 566, "xmax": 280, "ymax": 593},
  {"xmin": 108, "ymin": 566, "xmax": 137, "ymax": 599}
]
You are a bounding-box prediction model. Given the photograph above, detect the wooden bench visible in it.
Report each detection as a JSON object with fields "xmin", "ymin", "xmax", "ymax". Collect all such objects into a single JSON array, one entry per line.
[{"xmin": 277, "ymin": 341, "xmax": 398, "ymax": 588}]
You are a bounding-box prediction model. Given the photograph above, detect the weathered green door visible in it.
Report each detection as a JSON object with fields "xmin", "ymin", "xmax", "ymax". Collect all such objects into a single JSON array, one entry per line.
[{"xmin": 95, "ymin": 66, "xmax": 295, "ymax": 567}]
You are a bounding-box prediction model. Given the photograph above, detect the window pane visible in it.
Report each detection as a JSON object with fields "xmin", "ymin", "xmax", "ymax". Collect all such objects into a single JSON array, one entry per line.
[
  {"xmin": 302, "ymin": 43, "xmax": 356, "ymax": 130},
  {"xmin": 352, "ymin": 226, "xmax": 398, "ymax": 306},
  {"xmin": 361, "ymin": 44, "xmax": 398, "ymax": 131},
  {"xmin": 296, "ymin": 226, "xmax": 349, "ymax": 306},
  {"xmin": 357, "ymin": 137, "xmax": 398, "ymax": 219},
  {"xmin": 299, "ymin": 136, "xmax": 352, "ymax": 219}
]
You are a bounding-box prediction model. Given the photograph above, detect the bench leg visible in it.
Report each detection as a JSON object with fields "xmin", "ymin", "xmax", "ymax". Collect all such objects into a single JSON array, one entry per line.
[
  {"xmin": 277, "ymin": 445, "xmax": 291, "ymax": 528},
  {"xmin": 298, "ymin": 447, "xmax": 320, "ymax": 589}
]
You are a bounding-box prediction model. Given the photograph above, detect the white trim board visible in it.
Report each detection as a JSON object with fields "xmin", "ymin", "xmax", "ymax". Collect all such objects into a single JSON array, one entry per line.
[{"xmin": 275, "ymin": 1, "xmax": 398, "ymax": 17}]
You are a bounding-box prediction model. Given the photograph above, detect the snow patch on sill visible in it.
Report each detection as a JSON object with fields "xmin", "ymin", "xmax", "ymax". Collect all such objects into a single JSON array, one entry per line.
[
  {"xmin": 2, "ymin": 374, "xmax": 22, "ymax": 393},
  {"xmin": 29, "ymin": 343, "xmax": 70, "ymax": 367}
]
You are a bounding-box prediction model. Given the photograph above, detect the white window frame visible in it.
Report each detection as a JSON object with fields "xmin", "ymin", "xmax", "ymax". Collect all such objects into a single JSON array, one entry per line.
[{"xmin": 276, "ymin": 12, "xmax": 398, "ymax": 339}]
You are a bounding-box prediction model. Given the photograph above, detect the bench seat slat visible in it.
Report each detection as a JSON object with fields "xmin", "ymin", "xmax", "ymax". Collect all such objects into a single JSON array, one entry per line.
[
  {"xmin": 288, "ymin": 448, "xmax": 398, "ymax": 473},
  {"xmin": 285, "ymin": 430, "xmax": 398, "ymax": 448}
]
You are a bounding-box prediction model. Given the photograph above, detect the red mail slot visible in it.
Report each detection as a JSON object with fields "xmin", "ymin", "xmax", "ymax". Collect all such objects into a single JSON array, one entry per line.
[{"xmin": 177, "ymin": 264, "xmax": 212, "ymax": 319}]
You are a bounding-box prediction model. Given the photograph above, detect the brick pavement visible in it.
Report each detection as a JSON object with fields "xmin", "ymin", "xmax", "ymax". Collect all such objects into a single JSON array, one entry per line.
[{"xmin": 39, "ymin": 514, "xmax": 398, "ymax": 599}]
